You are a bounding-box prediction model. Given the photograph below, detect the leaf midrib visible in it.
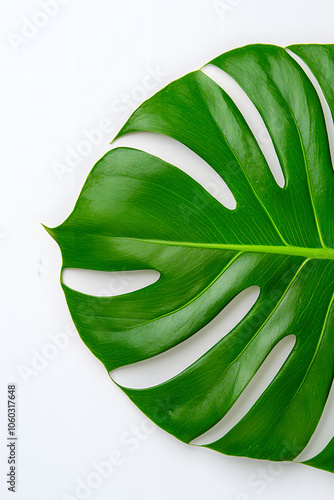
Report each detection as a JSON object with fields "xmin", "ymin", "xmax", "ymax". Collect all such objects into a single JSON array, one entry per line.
[
  {"xmin": 114, "ymin": 237, "xmax": 334, "ymax": 261},
  {"xmin": 54, "ymin": 226, "xmax": 334, "ymax": 260}
]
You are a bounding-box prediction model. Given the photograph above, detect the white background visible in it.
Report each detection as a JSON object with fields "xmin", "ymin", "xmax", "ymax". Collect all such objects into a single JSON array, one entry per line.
[{"xmin": 1, "ymin": 0, "xmax": 334, "ymax": 499}]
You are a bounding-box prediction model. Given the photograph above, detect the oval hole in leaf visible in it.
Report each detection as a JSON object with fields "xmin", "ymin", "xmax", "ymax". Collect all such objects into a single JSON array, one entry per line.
[
  {"xmin": 62, "ymin": 268, "xmax": 160, "ymax": 297},
  {"xmin": 191, "ymin": 334, "xmax": 296, "ymax": 446},
  {"xmin": 111, "ymin": 286, "xmax": 260, "ymax": 389},
  {"xmin": 112, "ymin": 131, "xmax": 237, "ymax": 210},
  {"xmin": 201, "ymin": 64, "xmax": 285, "ymax": 188}
]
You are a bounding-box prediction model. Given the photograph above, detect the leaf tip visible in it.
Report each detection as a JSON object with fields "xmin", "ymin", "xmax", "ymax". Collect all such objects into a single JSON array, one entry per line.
[
  {"xmin": 42, "ymin": 224, "xmax": 57, "ymax": 240},
  {"xmin": 110, "ymin": 128, "xmax": 125, "ymax": 145}
]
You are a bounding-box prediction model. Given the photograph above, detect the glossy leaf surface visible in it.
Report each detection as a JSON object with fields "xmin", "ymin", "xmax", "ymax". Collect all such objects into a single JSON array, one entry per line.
[{"xmin": 47, "ymin": 44, "xmax": 334, "ymax": 473}]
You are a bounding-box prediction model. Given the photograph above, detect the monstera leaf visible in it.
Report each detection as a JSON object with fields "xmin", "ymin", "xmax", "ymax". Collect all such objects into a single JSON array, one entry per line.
[{"xmin": 46, "ymin": 44, "xmax": 334, "ymax": 473}]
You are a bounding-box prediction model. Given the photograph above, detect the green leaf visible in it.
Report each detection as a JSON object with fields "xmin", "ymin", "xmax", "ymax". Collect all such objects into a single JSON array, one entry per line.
[{"xmin": 46, "ymin": 44, "xmax": 334, "ymax": 473}]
